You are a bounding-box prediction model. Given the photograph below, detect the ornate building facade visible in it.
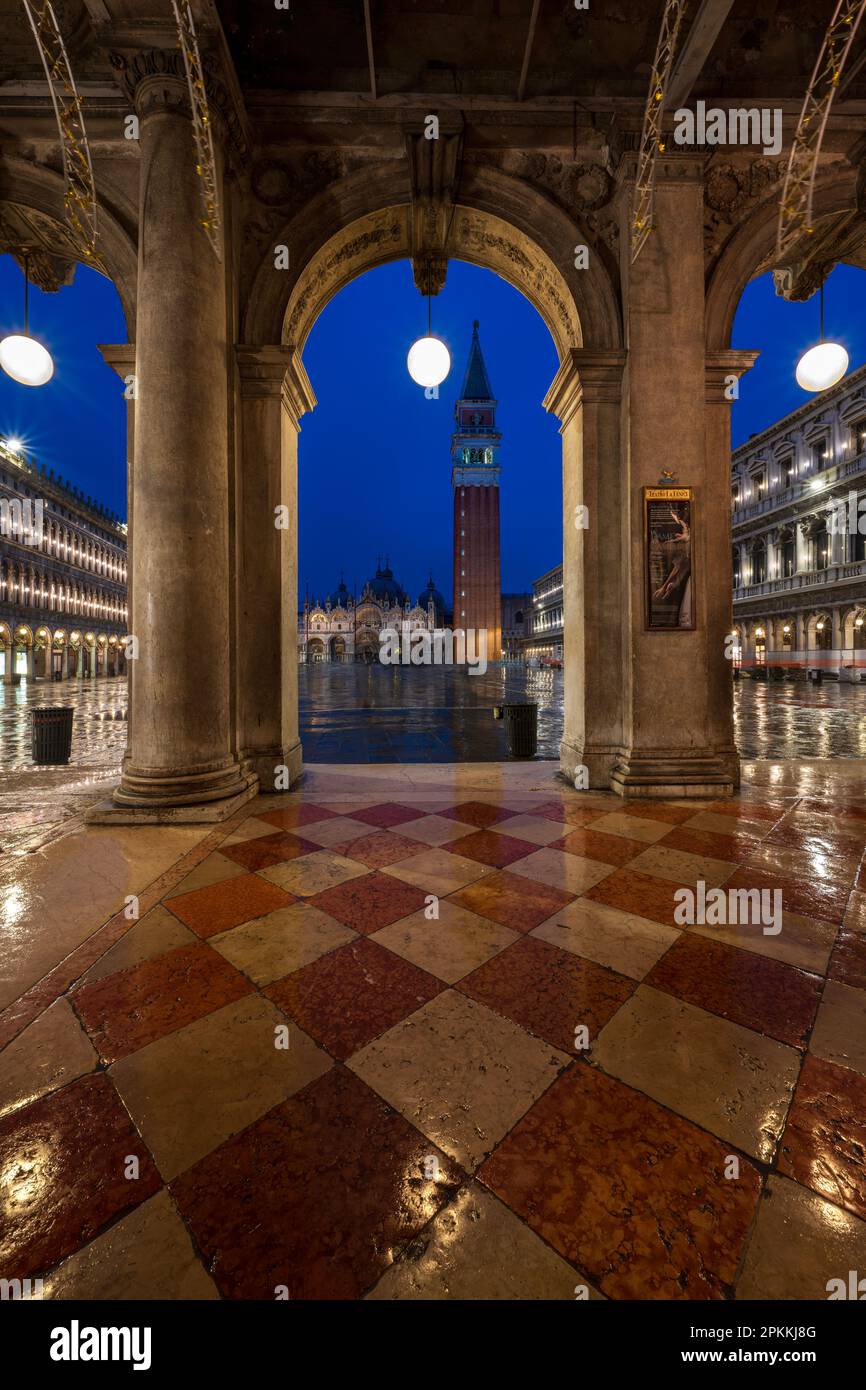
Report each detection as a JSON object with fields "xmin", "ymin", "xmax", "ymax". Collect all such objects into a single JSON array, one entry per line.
[
  {"xmin": 452, "ymin": 322, "xmax": 502, "ymax": 661},
  {"xmin": 299, "ymin": 563, "xmax": 446, "ymax": 662},
  {"xmin": 732, "ymin": 363, "xmax": 866, "ymax": 676},
  {"xmin": 0, "ymin": 437, "xmax": 128, "ymax": 681},
  {"xmin": 523, "ymin": 564, "xmax": 564, "ymax": 665}
]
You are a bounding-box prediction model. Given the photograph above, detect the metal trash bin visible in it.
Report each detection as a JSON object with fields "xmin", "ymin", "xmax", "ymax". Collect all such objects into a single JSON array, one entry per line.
[
  {"xmin": 500, "ymin": 702, "xmax": 537, "ymax": 758},
  {"xmin": 32, "ymin": 706, "xmax": 74, "ymax": 765}
]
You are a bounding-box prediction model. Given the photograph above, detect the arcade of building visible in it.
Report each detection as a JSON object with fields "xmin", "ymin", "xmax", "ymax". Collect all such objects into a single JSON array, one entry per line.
[{"xmin": 0, "ymin": 438, "xmax": 128, "ymax": 682}]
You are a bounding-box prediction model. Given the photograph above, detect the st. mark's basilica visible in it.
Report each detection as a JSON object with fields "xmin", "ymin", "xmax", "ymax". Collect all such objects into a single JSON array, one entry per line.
[{"xmin": 299, "ymin": 563, "xmax": 447, "ymax": 663}]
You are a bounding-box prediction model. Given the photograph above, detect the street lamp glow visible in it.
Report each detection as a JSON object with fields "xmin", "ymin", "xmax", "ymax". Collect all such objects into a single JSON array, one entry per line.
[
  {"xmin": 0, "ymin": 334, "xmax": 54, "ymax": 387},
  {"xmin": 407, "ymin": 335, "xmax": 451, "ymax": 389},
  {"xmin": 795, "ymin": 341, "xmax": 848, "ymax": 394}
]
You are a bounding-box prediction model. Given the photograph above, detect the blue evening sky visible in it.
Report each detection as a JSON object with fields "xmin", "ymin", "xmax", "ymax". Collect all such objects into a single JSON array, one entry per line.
[{"xmin": 1, "ymin": 252, "xmax": 865, "ymax": 605}]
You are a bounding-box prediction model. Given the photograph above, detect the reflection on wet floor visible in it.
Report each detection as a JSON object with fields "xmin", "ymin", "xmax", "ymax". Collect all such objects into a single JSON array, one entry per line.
[
  {"xmin": 298, "ymin": 664, "xmax": 564, "ymax": 761},
  {"xmin": 0, "ymin": 676, "xmax": 128, "ymax": 856},
  {"xmin": 733, "ymin": 678, "xmax": 866, "ymax": 760},
  {"xmin": 4, "ymin": 669, "xmax": 866, "ymax": 774}
]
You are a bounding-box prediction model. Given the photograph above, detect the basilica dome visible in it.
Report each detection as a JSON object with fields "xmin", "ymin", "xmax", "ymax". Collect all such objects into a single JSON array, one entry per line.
[
  {"xmin": 417, "ymin": 576, "xmax": 446, "ymax": 625},
  {"xmin": 365, "ymin": 561, "xmax": 407, "ymax": 605}
]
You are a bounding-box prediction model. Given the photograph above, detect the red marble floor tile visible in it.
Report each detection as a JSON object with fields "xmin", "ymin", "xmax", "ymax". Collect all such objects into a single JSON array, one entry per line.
[
  {"xmin": 778, "ymin": 1055, "xmax": 866, "ymax": 1223},
  {"xmin": 797, "ymin": 799, "xmax": 866, "ymax": 824},
  {"xmin": 747, "ymin": 841, "xmax": 860, "ymax": 885},
  {"xmin": 555, "ymin": 826, "xmax": 646, "ymax": 868},
  {"xmin": 478, "ymin": 1063, "xmax": 761, "ymax": 1299},
  {"xmin": 658, "ymin": 825, "xmax": 762, "ymax": 862},
  {"xmin": 763, "ymin": 827, "xmax": 865, "ymax": 865},
  {"xmin": 645, "ymin": 933, "xmax": 821, "ymax": 1048},
  {"xmin": 72, "ymin": 942, "xmax": 254, "ymax": 1064},
  {"xmin": 165, "ymin": 873, "xmax": 294, "ymax": 938},
  {"xmin": 171, "ymin": 1066, "xmax": 463, "ymax": 1299},
  {"xmin": 266, "ymin": 937, "xmax": 443, "ymax": 1060},
  {"xmin": 257, "ymin": 804, "xmax": 339, "ymax": 831},
  {"xmin": 329, "ymin": 829, "xmax": 424, "ymax": 868},
  {"xmin": 309, "ymin": 871, "xmax": 429, "ymax": 933},
  {"xmin": 0, "ymin": 1073, "xmax": 161, "ymax": 1280},
  {"xmin": 616, "ymin": 802, "xmax": 697, "ymax": 826},
  {"xmin": 348, "ymin": 802, "xmax": 426, "ymax": 829},
  {"xmin": 583, "ymin": 868, "xmax": 688, "ymax": 928},
  {"xmin": 706, "ymin": 798, "xmax": 789, "ymax": 822},
  {"xmin": 459, "ymin": 935, "xmax": 635, "ymax": 1052},
  {"xmin": 831, "ymin": 892, "xmax": 866, "ymax": 989},
  {"xmin": 454, "ymin": 828, "xmax": 538, "ymax": 869},
  {"xmin": 451, "ymin": 869, "xmax": 575, "ymax": 933},
  {"xmin": 439, "ymin": 801, "xmax": 518, "ymax": 829},
  {"xmin": 219, "ymin": 831, "xmax": 319, "ymax": 872},
  {"xmin": 530, "ymin": 801, "xmax": 612, "ymax": 827},
  {"xmin": 723, "ymin": 864, "xmax": 850, "ymax": 925}
]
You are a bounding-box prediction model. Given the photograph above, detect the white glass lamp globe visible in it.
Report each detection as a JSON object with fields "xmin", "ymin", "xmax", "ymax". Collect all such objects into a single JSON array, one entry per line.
[
  {"xmin": 0, "ymin": 334, "xmax": 54, "ymax": 387},
  {"xmin": 795, "ymin": 341, "xmax": 849, "ymax": 393},
  {"xmin": 407, "ymin": 335, "xmax": 451, "ymax": 389}
]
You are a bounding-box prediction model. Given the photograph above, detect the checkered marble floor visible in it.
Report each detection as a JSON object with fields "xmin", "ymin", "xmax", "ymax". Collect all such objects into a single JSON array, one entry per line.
[{"xmin": 2, "ymin": 782, "xmax": 866, "ymax": 1300}]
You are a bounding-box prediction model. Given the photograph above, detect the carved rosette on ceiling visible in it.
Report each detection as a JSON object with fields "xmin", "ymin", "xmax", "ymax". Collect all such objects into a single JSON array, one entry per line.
[
  {"xmin": 703, "ymin": 156, "xmax": 783, "ymax": 265},
  {"xmin": 242, "ymin": 151, "xmax": 377, "ymax": 265},
  {"xmin": 464, "ymin": 147, "xmax": 618, "ymax": 253}
]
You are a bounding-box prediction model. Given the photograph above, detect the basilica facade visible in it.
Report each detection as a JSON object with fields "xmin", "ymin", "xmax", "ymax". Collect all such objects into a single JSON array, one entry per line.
[{"xmin": 299, "ymin": 563, "xmax": 446, "ymax": 663}]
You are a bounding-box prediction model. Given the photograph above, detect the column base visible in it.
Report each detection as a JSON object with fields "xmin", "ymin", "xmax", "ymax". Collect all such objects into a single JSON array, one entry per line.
[
  {"xmin": 86, "ymin": 758, "xmax": 259, "ymax": 824},
  {"xmin": 610, "ymin": 749, "xmax": 740, "ymax": 800},
  {"xmin": 560, "ymin": 740, "xmax": 619, "ymax": 790},
  {"xmin": 246, "ymin": 741, "xmax": 303, "ymax": 791}
]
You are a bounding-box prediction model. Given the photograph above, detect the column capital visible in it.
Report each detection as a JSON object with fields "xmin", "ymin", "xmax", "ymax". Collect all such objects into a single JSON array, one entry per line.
[
  {"xmin": 544, "ymin": 349, "xmax": 627, "ymax": 425},
  {"xmin": 705, "ymin": 350, "xmax": 760, "ymax": 403},
  {"xmin": 98, "ymin": 343, "xmax": 135, "ymax": 380},
  {"xmin": 235, "ymin": 345, "xmax": 317, "ymax": 424}
]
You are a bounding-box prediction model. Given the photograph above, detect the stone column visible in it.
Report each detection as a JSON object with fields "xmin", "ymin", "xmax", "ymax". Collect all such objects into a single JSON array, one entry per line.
[
  {"xmin": 612, "ymin": 159, "xmax": 755, "ymax": 797},
  {"xmin": 545, "ymin": 350, "xmax": 627, "ymax": 788},
  {"xmin": 99, "ymin": 344, "xmax": 135, "ymax": 720},
  {"xmin": 102, "ymin": 64, "xmax": 255, "ymax": 818},
  {"xmin": 2, "ymin": 642, "xmax": 12, "ymax": 684},
  {"xmin": 234, "ymin": 346, "xmax": 316, "ymax": 788}
]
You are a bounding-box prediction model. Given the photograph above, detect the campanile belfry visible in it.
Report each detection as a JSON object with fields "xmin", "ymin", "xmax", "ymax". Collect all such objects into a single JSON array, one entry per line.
[{"xmin": 451, "ymin": 322, "xmax": 502, "ymax": 660}]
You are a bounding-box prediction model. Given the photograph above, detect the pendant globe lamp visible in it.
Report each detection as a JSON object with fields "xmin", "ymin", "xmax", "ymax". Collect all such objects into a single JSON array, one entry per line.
[
  {"xmin": 407, "ymin": 294, "xmax": 451, "ymax": 389},
  {"xmin": 796, "ymin": 278, "xmax": 848, "ymax": 394},
  {"xmin": 0, "ymin": 253, "xmax": 55, "ymax": 388}
]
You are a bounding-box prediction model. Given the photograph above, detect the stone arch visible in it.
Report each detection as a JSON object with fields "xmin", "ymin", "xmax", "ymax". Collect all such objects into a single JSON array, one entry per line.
[
  {"xmin": 243, "ymin": 163, "xmax": 621, "ymax": 355},
  {"xmin": 0, "ymin": 156, "xmax": 138, "ymax": 336},
  {"xmin": 705, "ymin": 168, "xmax": 861, "ymax": 351}
]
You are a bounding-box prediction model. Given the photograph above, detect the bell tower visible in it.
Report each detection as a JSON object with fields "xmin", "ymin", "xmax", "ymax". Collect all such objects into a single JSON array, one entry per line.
[{"xmin": 451, "ymin": 321, "xmax": 502, "ymax": 660}]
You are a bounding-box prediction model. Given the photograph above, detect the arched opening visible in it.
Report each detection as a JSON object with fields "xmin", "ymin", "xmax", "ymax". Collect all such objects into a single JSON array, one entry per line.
[{"xmin": 294, "ymin": 256, "xmax": 563, "ymax": 759}]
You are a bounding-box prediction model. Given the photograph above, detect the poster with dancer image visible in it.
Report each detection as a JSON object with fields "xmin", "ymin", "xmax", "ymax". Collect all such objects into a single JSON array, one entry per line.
[{"xmin": 644, "ymin": 487, "xmax": 695, "ymax": 630}]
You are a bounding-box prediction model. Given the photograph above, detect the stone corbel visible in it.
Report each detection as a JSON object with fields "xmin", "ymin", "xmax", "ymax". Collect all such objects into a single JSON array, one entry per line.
[
  {"xmin": 404, "ymin": 125, "xmax": 464, "ymax": 297},
  {"xmin": 705, "ymin": 350, "xmax": 760, "ymax": 404}
]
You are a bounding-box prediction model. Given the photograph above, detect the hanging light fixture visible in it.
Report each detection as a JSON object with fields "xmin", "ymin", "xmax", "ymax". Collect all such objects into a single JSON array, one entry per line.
[
  {"xmin": 0, "ymin": 254, "xmax": 55, "ymax": 388},
  {"xmin": 796, "ymin": 278, "xmax": 848, "ymax": 393},
  {"xmin": 407, "ymin": 295, "xmax": 451, "ymax": 389}
]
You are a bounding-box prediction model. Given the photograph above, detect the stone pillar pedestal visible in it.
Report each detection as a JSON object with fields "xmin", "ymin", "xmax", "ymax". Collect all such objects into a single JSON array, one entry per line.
[
  {"xmin": 92, "ymin": 70, "xmax": 255, "ymax": 822},
  {"xmin": 611, "ymin": 160, "xmax": 757, "ymax": 798},
  {"xmin": 235, "ymin": 346, "xmax": 316, "ymax": 789},
  {"xmin": 545, "ymin": 350, "xmax": 627, "ymax": 789}
]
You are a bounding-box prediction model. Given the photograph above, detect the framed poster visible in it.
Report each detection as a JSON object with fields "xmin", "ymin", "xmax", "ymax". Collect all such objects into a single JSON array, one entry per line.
[{"xmin": 644, "ymin": 487, "xmax": 695, "ymax": 631}]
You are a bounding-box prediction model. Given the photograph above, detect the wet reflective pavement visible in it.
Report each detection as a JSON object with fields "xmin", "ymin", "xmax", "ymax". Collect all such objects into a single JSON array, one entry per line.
[
  {"xmin": 299, "ymin": 665, "xmax": 564, "ymax": 761},
  {"xmin": 3, "ymin": 765, "xmax": 866, "ymax": 1300},
  {"xmin": 0, "ymin": 677, "xmax": 128, "ymax": 858},
  {"xmin": 734, "ymin": 678, "xmax": 866, "ymax": 760}
]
